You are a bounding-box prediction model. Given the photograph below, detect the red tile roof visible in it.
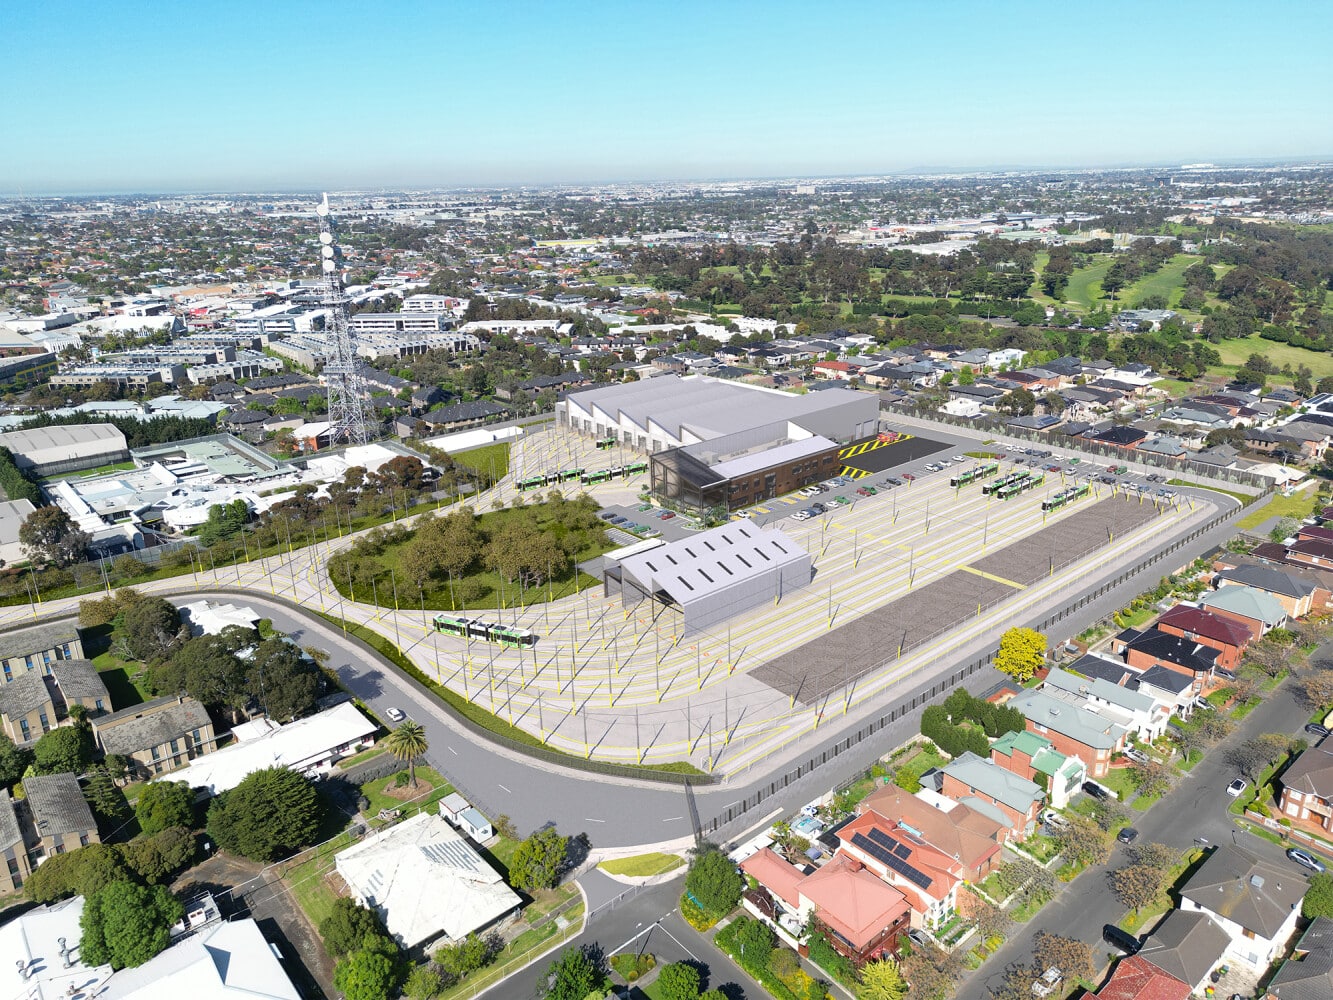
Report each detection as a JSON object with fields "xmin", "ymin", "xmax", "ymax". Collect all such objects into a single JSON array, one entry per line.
[
  {"xmin": 797, "ymin": 853, "xmax": 909, "ymax": 950},
  {"xmin": 1093, "ymin": 956, "xmax": 1191, "ymax": 1000},
  {"xmin": 740, "ymin": 848, "xmax": 805, "ymax": 910},
  {"xmin": 1155, "ymin": 605, "xmax": 1251, "ymax": 649}
]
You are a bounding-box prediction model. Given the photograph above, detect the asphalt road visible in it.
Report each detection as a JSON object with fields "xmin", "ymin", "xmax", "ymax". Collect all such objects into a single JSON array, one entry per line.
[{"xmin": 960, "ymin": 678, "xmax": 1320, "ymax": 1000}]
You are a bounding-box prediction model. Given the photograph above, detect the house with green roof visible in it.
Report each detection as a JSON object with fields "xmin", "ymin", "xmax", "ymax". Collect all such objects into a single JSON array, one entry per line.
[
  {"xmin": 990, "ymin": 730, "xmax": 1086, "ymax": 809},
  {"xmin": 1008, "ymin": 688, "xmax": 1128, "ymax": 779},
  {"xmin": 1198, "ymin": 585, "xmax": 1287, "ymax": 642}
]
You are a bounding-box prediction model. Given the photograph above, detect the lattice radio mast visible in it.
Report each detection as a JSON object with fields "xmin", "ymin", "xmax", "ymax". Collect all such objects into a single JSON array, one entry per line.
[{"xmin": 316, "ymin": 193, "xmax": 370, "ymax": 446}]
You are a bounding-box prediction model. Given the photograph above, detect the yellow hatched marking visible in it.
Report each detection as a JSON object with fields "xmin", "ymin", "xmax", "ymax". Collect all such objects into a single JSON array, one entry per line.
[{"xmin": 958, "ymin": 565, "xmax": 1027, "ymax": 590}]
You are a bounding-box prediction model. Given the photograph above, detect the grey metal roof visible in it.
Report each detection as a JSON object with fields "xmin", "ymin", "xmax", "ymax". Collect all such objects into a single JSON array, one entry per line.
[
  {"xmin": 1138, "ymin": 908, "xmax": 1231, "ymax": 987},
  {"xmin": 94, "ymin": 695, "xmax": 211, "ymax": 756},
  {"xmin": 1267, "ymin": 916, "xmax": 1333, "ymax": 1000},
  {"xmin": 0, "ymin": 622, "xmax": 80, "ymax": 662},
  {"xmin": 23, "ymin": 772, "xmax": 95, "ymax": 838},
  {"xmin": 942, "ymin": 752, "xmax": 1044, "ymax": 813},
  {"xmin": 49, "ymin": 659, "xmax": 108, "ymax": 704},
  {"xmin": 0, "ymin": 670, "xmax": 52, "ymax": 720},
  {"xmin": 1007, "ymin": 690, "xmax": 1126, "ymax": 750},
  {"xmin": 0, "ymin": 789, "xmax": 21, "ymax": 849},
  {"xmin": 1180, "ymin": 844, "xmax": 1307, "ymax": 939}
]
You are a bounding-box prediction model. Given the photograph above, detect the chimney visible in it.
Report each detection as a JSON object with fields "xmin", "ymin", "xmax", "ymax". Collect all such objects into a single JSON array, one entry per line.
[{"xmin": 59, "ymin": 936, "xmax": 72, "ymax": 968}]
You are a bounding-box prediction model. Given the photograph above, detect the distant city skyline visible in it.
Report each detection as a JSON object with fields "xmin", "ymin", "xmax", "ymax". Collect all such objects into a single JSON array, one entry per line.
[{"xmin": 4, "ymin": 0, "xmax": 1331, "ymax": 195}]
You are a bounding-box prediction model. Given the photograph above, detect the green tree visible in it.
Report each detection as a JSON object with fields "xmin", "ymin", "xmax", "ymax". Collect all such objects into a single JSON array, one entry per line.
[
  {"xmin": 685, "ymin": 846, "xmax": 744, "ymax": 918},
  {"xmin": 83, "ymin": 767, "xmax": 128, "ymax": 820},
  {"xmin": 135, "ymin": 780, "xmax": 195, "ymax": 836},
  {"xmin": 1109, "ymin": 863, "xmax": 1161, "ymax": 913},
  {"xmin": 0, "ymin": 732, "xmax": 33, "ymax": 788},
  {"xmin": 1303, "ymin": 872, "xmax": 1333, "ymax": 919},
  {"xmin": 858, "ymin": 959, "xmax": 908, "ymax": 1000},
  {"xmin": 32, "ymin": 725, "xmax": 94, "ymax": 774},
  {"xmin": 333, "ymin": 936, "xmax": 400, "ymax": 1000},
  {"xmin": 79, "ymin": 880, "xmax": 183, "ymax": 969},
  {"xmin": 205, "ymin": 767, "xmax": 323, "ymax": 861},
  {"xmin": 995, "ymin": 627, "xmax": 1047, "ymax": 684},
  {"xmin": 120, "ymin": 826, "xmax": 197, "ymax": 883},
  {"xmin": 543, "ymin": 946, "xmax": 604, "ymax": 1000},
  {"xmin": 26, "ymin": 843, "xmax": 133, "ymax": 903},
  {"xmin": 509, "ymin": 826, "xmax": 568, "ymax": 892},
  {"xmin": 656, "ymin": 962, "xmax": 701, "ymax": 1000},
  {"xmin": 433, "ymin": 931, "xmax": 494, "ymax": 979},
  {"xmin": 320, "ymin": 898, "xmax": 389, "ymax": 957},
  {"xmin": 385, "ymin": 719, "xmax": 429, "ymax": 789},
  {"xmin": 19, "ymin": 504, "xmax": 91, "ymax": 567},
  {"xmin": 404, "ymin": 965, "xmax": 444, "ymax": 999},
  {"xmin": 246, "ymin": 637, "xmax": 319, "ymax": 721},
  {"xmin": 117, "ymin": 595, "xmax": 182, "ymax": 662}
]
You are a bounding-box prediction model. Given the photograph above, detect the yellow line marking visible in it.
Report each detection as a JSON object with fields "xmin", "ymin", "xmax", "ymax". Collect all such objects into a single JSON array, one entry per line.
[{"xmin": 959, "ymin": 565, "xmax": 1027, "ymax": 590}]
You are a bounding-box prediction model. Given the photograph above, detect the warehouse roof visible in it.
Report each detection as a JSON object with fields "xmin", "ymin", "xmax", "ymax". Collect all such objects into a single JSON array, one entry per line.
[{"xmin": 0, "ymin": 423, "xmax": 127, "ymax": 469}]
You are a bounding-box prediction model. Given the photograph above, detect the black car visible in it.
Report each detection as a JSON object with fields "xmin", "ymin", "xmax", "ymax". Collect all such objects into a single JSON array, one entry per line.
[
  {"xmin": 1307, "ymin": 723, "xmax": 1332, "ymax": 738},
  {"xmin": 1103, "ymin": 924, "xmax": 1140, "ymax": 955},
  {"xmin": 811, "ymin": 503, "xmax": 828, "ymax": 514},
  {"xmin": 886, "ymin": 477, "xmax": 903, "ymax": 486},
  {"xmin": 1117, "ymin": 827, "xmax": 1139, "ymax": 845},
  {"xmin": 1084, "ymin": 781, "xmax": 1109, "ymax": 800}
]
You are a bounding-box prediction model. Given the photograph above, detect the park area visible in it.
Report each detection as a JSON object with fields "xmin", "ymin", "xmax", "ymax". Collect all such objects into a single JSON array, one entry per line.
[{"xmin": 327, "ymin": 493, "xmax": 617, "ymax": 610}]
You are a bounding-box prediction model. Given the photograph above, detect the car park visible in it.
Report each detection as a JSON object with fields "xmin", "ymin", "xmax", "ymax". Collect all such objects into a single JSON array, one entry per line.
[
  {"xmin": 1287, "ymin": 848, "xmax": 1326, "ymax": 873},
  {"xmin": 1305, "ymin": 723, "xmax": 1331, "ymax": 738},
  {"xmin": 1117, "ymin": 827, "xmax": 1139, "ymax": 845},
  {"xmin": 386, "ymin": 707, "xmax": 405, "ymax": 722},
  {"xmin": 1227, "ymin": 778, "xmax": 1247, "ymax": 797},
  {"xmin": 1103, "ymin": 924, "xmax": 1140, "ymax": 955}
]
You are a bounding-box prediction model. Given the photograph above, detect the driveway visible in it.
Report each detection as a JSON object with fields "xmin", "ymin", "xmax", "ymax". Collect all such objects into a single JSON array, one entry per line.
[
  {"xmin": 960, "ymin": 680, "xmax": 1316, "ymax": 999},
  {"xmin": 174, "ymin": 851, "xmax": 334, "ymax": 999}
]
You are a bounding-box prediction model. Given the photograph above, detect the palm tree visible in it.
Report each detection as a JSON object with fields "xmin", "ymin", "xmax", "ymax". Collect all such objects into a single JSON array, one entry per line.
[{"xmin": 385, "ymin": 720, "xmax": 429, "ymax": 789}]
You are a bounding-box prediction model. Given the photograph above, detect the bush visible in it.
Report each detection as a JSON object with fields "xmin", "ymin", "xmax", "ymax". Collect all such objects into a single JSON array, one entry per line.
[{"xmin": 680, "ymin": 892, "xmax": 718, "ymax": 931}]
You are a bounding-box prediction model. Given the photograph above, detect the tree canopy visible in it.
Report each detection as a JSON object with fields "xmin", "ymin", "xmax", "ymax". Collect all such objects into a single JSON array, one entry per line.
[
  {"xmin": 135, "ymin": 780, "xmax": 195, "ymax": 836},
  {"xmin": 995, "ymin": 627, "xmax": 1047, "ymax": 683},
  {"xmin": 685, "ymin": 846, "xmax": 744, "ymax": 918},
  {"xmin": 32, "ymin": 725, "xmax": 94, "ymax": 775},
  {"xmin": 205, "ymin": 767, "xmax": 323, "ymax": 861},
  {"xmin": 79, "ymin": 880, "xmax": 183, "ymax": 970},
  {"xmin": 320, "ymin": 897, "xmax": 389, "ymax": 958},
  {"xmin": 509, "ymin": 826, "xmax": 568, "ymax": 892},
  {"xmin": 19, "ymin": 504, "xmax": 90, "ymax": 567}
]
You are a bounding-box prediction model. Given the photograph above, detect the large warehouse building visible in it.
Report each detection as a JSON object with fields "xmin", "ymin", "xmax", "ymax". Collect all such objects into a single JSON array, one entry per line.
[
  {"xmin": 602, "ymin": 521, "xmax": 812, "ymax": 635},
  {"xmin": 0, "ymin": 424, "xmax": 130, "ymax": 477},
  {"xmin": 558, "ymin": 375, "xmax": 878, "ymax": 511}
]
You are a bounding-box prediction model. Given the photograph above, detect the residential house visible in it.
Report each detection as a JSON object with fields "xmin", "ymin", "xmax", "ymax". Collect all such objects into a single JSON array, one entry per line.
[
  {"xmin": 0, "ymin": 790, "xmax": 25, "ymax": 892},
  {"xmin": 1090, "ymin": 954, "xmax": 1190, "ymax": 1000},
  {"xmin": 1263, "ymin": 916, "xmax": 1333, "ymax": 1000},
  {"xmin": 1215, "ymin": 564, "xmax": 1317, "ymax": 619},
  {"xmin": 1136, "ymin": 436, "xmax": 1187, "ymax": 459},
  {"xmin": 1177, "ymin": 844, "xmax": 1306, "ymax": 971},
  {"xmin": 988, "ymin": 730, "xmax": 1086, "ymax": 808},
  {"xmin": 1008, "ymin": 689, "xmax": 1128, "ymax": 778},
  {"xmin": 23, "ymin": 772, "xmax": 100, "ymax": 859},
  {"xmin": 740, "ymin": 848, "xmax": 912, "ymax": 965},
  {"xmin": 812, "ymin": 360, "xmax": 855, "ymax": 381},
  {"xmin": 856, "ymin": 786, "xmax": 1005, "ymax": 882},
  {"xmin": 1041, "ymin": 666, "xmax": 1171, "ymax": 743},
  {"xmin": 836, "ymin": 811, "xmax": 964, "ymax": 931},
  {"xmin": 1134, "ymin": 665, "xmax": 1199, "ymax": 718},
  {"xmin": 0, "ymin": 659, "xmax": 108, "ymax": 744},
  {"xmin": 1138, "ymin": 909, "xmax": 1233, "ymax": 995},
  {"xmin": 938, "ymin": 751, "xmax": 1045, "ymax": 839},
  {"xmin": 1198, "ymin": 584, "xmax": 1289, "ymax": 640},
  {"xmin": 0, "ymin": 621, "xmax": 83, "ymax": 685},
  {"xmin": 1154, "ymin": 605, "xmax": 1251, "ymax": 672},
  {"xmin": 1113, "ymin": 627, "xmax": 1222, "ymax": 699},
  {"xmin": 335, "ymin": 812, "xmax": 519, "ymax": 949},
  {"xmin": 90, "ymin": 694, "xmax": 217, "ymax": 779},
  {"xmin": 1087, "ymin": 425, "xmax": 1148, "ymax": 450},
  {"xmin": 1277, "ymin": 736, "xmax": 1333, "ymax": 834}
]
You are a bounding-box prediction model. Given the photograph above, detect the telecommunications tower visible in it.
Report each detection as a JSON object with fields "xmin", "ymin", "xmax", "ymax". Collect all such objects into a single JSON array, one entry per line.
[{"xmin": 316, "ymin": 193, "xmax": 370, "ymax": 446}]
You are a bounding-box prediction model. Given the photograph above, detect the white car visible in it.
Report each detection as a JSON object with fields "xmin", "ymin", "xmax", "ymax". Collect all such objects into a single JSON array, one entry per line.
[
  {"xmin": 386, "ymin": 707, "xmax": 405, "ymax": 723},
  {"xmin": 952, "ymin": 455, "xmax": 966, "ymax": 463},
  {"xmin": 1123, "ymin": 748, "xmax": 1150, "ymax": 765},
  {"xmin": 791, "ymin": 511, "xmax": 811, "ymax": 521},
  {"xmin": 1227, "ymin": 778, "xmax": 1247, "ymax": 797},
  {"xmin": 736, "ymin": 510, "xmax": 754, "ymax": 519}
]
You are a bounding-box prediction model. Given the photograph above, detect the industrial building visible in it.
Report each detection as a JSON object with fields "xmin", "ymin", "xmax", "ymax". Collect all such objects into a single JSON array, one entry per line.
[
  {"xmin": 557, "ymin": 374, "xmax": 877, "ymax": 512},
  {"xmin": 0, "ymin": 423, "xmax": 130, "ymax": 477},
  {"xmin": 602, "ymin": 521, "xmax": 812, "ymax": 635}
]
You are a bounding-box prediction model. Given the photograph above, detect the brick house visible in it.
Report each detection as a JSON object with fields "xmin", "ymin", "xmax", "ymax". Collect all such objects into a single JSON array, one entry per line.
[
  {"xmin": 836, "ymin": 811, "xmax": 964, "ymax": 931},
  {"xmin": 856, "ymin": 786, "xmax": 1004, "ymax": 882},
  {"xmin": 1198, "ymin": 586, "xmax": 1287, "ymax": 641},
  {"xmin": 989, "ymin": 729, "xmax": 1087, "ymax": 808},
  {"xmin": 1091, "ymin": 954, "xmax": 1190, "ymax": 1000},
  {"xmin": 1277, "ymin": 736, "xmax": 1333, "ymax": 834},
  {"xmin": 1154, "ymin": 605, "xmax": 1251, "ymax": 672},
  {"xmin": 1008, "ymin": 689, "xmax": 1128, "ymax": 778},
  {"xmin": 1215, "ymin": 564, "xmax": 1317, "ymax": 619},
  {"xmin": 1113, "ymin": 627, "xmax": 1221, "ymax": 699},
  {"xmin": 812, "ymin": 360, "xmax": 855, "ymax": 381},
  {"xmin": 938, "ymin": 752, "xmax": 1044, "ymax": 840}
]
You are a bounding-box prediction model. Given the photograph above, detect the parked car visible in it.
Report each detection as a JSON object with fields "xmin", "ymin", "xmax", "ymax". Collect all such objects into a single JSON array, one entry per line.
[
  {"xmin": 386, "ymin": 707, "xmax": 405, "ymax": 722},
  {"xmin": 736, "ymin": 510, "xmax": 753, "ymax": 519},
  {"xmin": 902, "ymin": 473, "xmax": 915, "ymax": 481},
  {"xmin": 1123, "ymin": 748, "xmax": 1150, "ymax": 765},
  {"xmin": 834, "ymin": 495, "xmax": 850, "ymax": 505},
  {"xmin": 1103, "ymin": 924, "xmax": 1140, "ymax": 955},
  {"xmin": 886, "ymin": 477, "xmax": 903, "ymax": 485},
  {"xmin": 597, "ymin": 511, "xmax": 616, "ymax": 520},
  {"xmin": 1117, "ymin": 827, "xmax": 1139, "ymax": 845},
  {"xmin": 1040, "ymin": 809, "xmax": 1068, "ymax": 830},
  {"xmin": 1287, "ymin": 848, "xmax": 1326, "ymax": 873},
  {"xmin": 1305, "ymin": 723, "xmax": 1331, "ymax": 738},
  {"xmin": 952, "ymin": 455, "xmax": 966, "ymax": 463},
  {"xmin": 906, "ymin": 927, "xmax": 931, "ymax": 949},
  {"xmin": 1227, "ymin": 778, "xmax": 1247, "ymax": 797},
  {"xmin": 811, "ymin": 503, "xmax": 828, "ymax": 514},
  {"xmin": 792, "ymin": 511, "xmax": 811, "ymax": 521},
  {"xmin": 1083, "ymin": 781, "xmax": 1109, "ymax": 800}
]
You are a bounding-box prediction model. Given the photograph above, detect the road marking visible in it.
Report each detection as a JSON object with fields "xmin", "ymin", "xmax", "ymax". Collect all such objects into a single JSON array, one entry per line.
[
  {"xmin": 497, "ymin": 783, "xmax": 511, "ymax": 793},
  {"xmin": 662, "ymin": 816, "xmax": 682, "ymax": 822},
  {"xmin": 585, "ymin": 817, "xmax": 606, "ymax": 823},
  {"xmin": 958, "ymin": 565, "xmax": 1027, "ymax": 590},
  {"xmin": 447, "ymin": 745, "xmax": 458, "ymax": 755}
]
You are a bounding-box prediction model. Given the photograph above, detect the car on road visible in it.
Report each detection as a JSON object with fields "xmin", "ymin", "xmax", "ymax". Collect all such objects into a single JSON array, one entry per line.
[
  {"xmin": 1123, "ymin": 748, "xmax": 1151, "ymax": 765},
  {"xmin": 1103, "ymin": 924, "xmax": 1140, "ymax": 955},
  {"xmin": 1083, "ymin": 781, "xmax": 1109, "ymax": 800},
  {"xmin": 1287, "ymin": 848, "xmax": 1326, "ymax": 873},
  {"xmin": 1117, "ymin": 827, "xmax": 1139, "ymax": 845},
  {"xmin": 1227, "ymin": 778, "xmax": 1248, "ymax": 797},
  {"xmin": 1305, "ymin": 723, "xmax": 1330, "ymax": 738},
  {"xmin": 386, "ymin": 707, "xmax": 405, "ymax": 722}
]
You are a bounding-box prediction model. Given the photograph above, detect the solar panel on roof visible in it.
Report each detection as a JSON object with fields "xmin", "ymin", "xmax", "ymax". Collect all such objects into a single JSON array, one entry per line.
[
  {"xmin": 852, "ymin": 832, "xmax": 933, "ymax": 891},
  {"xmin": 894, "ymin": 842, "xmax": 911, "ymax": 859}
]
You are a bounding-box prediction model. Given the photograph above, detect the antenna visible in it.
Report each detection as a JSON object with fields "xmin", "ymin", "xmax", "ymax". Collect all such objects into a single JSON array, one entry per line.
[{"xmin": 315, "ymin": 193, "xmax": 370, "ymax": 447}]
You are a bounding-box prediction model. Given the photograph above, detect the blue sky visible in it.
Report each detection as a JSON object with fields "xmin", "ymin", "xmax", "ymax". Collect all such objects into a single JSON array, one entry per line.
[{"xmin": 2, "ymin": 0, "xmax": 1330, "ymax": 194}]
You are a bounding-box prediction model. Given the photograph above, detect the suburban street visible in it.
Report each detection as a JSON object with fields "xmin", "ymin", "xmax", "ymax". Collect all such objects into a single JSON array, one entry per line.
[{"xmin": 961, "ymin": 677, "xmax": 1320, "ymax": 1000}]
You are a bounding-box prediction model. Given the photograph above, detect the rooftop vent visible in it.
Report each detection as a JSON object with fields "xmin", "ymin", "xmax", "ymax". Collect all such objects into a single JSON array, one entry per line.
[{"xmin": 1250, "ymin": 874, "xmax": 1265, "ymax": 889}]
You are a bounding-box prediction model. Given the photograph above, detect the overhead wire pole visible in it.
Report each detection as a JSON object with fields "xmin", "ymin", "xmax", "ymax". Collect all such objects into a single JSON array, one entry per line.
[{"xmin": 316, "ymin": 193, "xmax": 370, "ymax": 447}]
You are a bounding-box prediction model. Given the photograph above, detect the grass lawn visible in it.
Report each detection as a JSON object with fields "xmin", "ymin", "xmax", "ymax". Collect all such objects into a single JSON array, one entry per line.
[
  {"xmin": 284, "ymin": 829, "xmax": 358, "ymax": 929},
  {"xmin": 329, "ymin": 501, "xmax": 616, "ymax": 610},
  {"xmin": 84, "ymin": 627, "xmax": 154, "ymax": 708},
  {"xmin": 39, "ymin": 459, "xmax": 138, "ymax": 483},
  {"xmin": 1064, "ymin": 259, "xmax": 1114, "ymax": 310},
  {"xmin": 1098, "ymin": 767, "xmax": 1140, "ymax": 802},
  {"xmin": 1131, "ymin": 791, "xmax": 1163, "ymax": 812},
  {"xmin": 892, "ymin": 744, "xmax": 947, "ymax": 790},
  {"xmin": 1214, "ymin": 333, "xmax": 1333, "ymax": 380},
  {"xmin": 359, "ymin": 765, "xmax": 454, "ymax": 821},
  {"xmin": 1166, "ymin": 479, "xmax": 1259, "ymax": 507},
  {"xmin": 452, "ymin": 441, "xmax": 512, "ymax": 482},
  {"xmin": 333, "ymin": 745, "xmax": 388, "ymax": 769},
  {"xmin": 1113, "ymin": 607, "xmax": 1155, "ymax": 628},
  {"xmin": 1120, "ymin": 254, "xmax": 1202, "ymax": 309},
  {"xmin": 598, "ymin": 853, "xmax": 684, "ymax": 877},
  {"xmin": 1236, "ymin": 489, "xmax": 1317, "ymax": 530}
]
